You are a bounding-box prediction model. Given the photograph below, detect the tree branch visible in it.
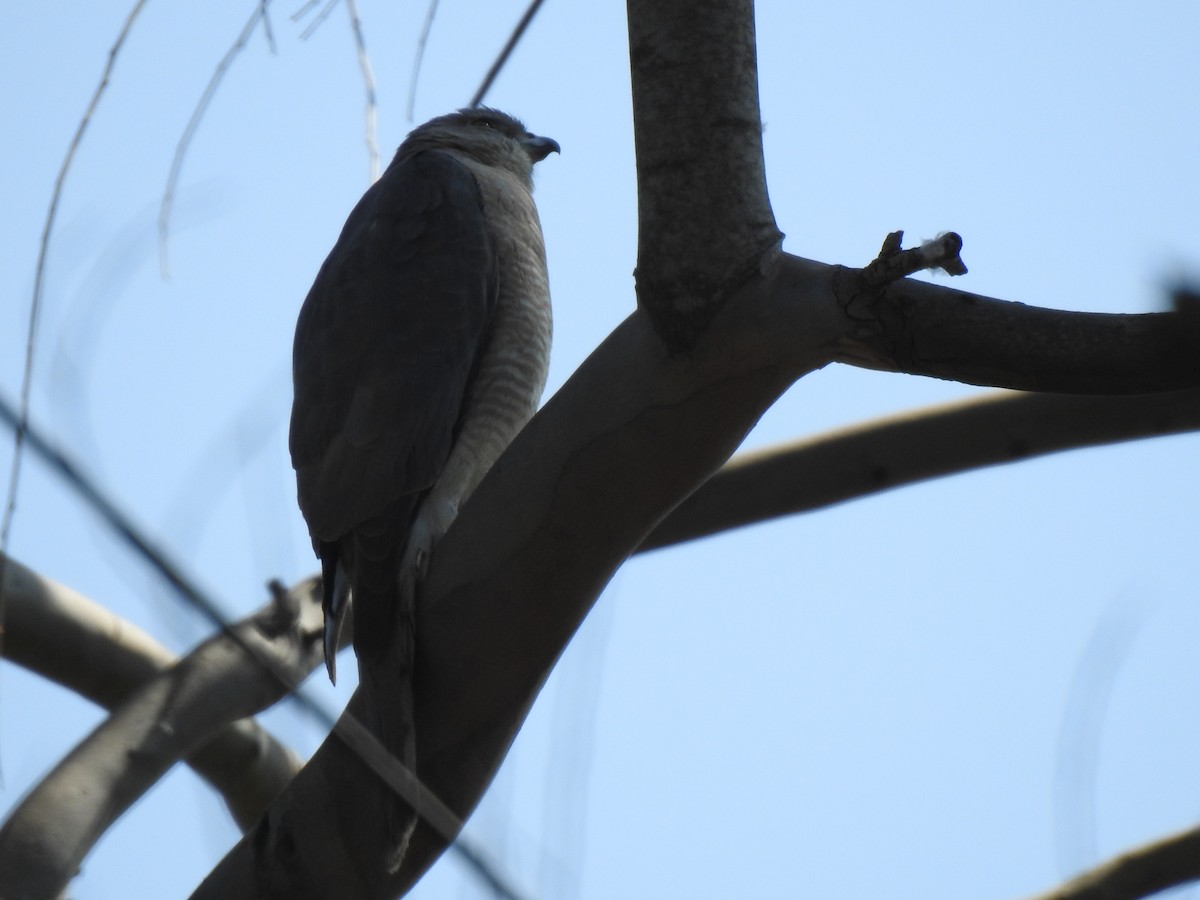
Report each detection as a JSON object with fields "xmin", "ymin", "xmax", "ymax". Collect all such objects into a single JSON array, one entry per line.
[
  {"xmin": 192, "ymin": 271, "xmax": 832, "ymax": 898},
  {"xmin": 159, "ymin": 3, "xmax": 266, "ymax": 276},
  {"xmin": 468, "ymin": 0, "xmax": 547, "ymax": 109},
  {"xmin": 829, "ymin": 248, "xmax": 1200, "ymax": 391},
  {"xmin": 640, "ymin": 386, "xmax": 1200, "ymax": 551},
  {"xmin": 1025, "ymin": 824, "xmax": 1200, "ymax": 900},
  {"xmin": 0, "ymin": 554, "xmax": 302, "ymax": 830},
  {"xmin": 0, "ymin": 577, "xmax": 324, "ymax": 900},
  {"xmin": 343, "ymin": 0, "xmax": 380, "ymax": 181},
  {"xmin": 626, "ymin": 0, "xmax": 781, "ymax": 347}
]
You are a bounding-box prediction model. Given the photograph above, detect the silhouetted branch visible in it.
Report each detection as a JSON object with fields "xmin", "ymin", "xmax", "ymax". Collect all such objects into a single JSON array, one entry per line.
[
  {"xmin": 406, "ymin": 0, "xmax": 440, "ymax": 121},
  {"xmin": 1025, "ymin": 824, "xmax": 1200, "ymax": 900},
  {"xmin": 159, "ymin": 3, "xmax": 268, "ymax": 276},
  {"xmin": 641, "ymin": 387, "xmax": 1200, "ymax": 551},
  {"xmin": 343, "ymin": 0, "xmax": 380, "ymax": 180},
  {"xmin": 827, "ymin": 251, "xmax": 1200, "ymax": 392},
  {"xmin": 627, "ymin": 0, "xmax": 781, "ymax": 347},
  {"xmin": 468, "ymin": 0, "xmax": 548, "ymax": 108},
  {"xmin": 258, "ymin": 0, "xmax": 277, "ymax": 53},
  {"xmin": 297, "ymin": 0, "xmax": 338, "ymax": 40}
]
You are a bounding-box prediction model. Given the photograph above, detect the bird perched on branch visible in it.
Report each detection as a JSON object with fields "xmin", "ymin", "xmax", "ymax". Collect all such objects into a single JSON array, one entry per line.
[{"xmin": 289, "ymin": 108, "xmax": 557, "ymax": 861}]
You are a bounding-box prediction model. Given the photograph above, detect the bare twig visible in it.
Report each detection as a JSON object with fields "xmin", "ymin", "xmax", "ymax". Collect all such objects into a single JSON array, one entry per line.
[
  {"xmin": 290, "ymin": 0, "xmax": 377, "ymax": 178},
  {"xmin": 406, "ymin": 0, "xmax": 440, "ymax": 121},
  {"xmin": 290, "ymin": 0, "xmax": 319, "ymax": 22},
  {"xmin": 0, "ymin": 0, "xmax": 151, "ymax": 675},
  {"xmin": 0, "ymin": 390, "xmax": 340, "ymax": 727},
  {"xmin": 298, "ymin": 0, "xmax": 338, "ymax": 40},
  {"xmin": 0, "ymin": 391, "xmax": 248, "ymax": 639},
  {"xmin": 158, "ymin": 3, "xmax": 266, "ymax": 277},
  {"xmin": 343, "ymin": 0, "xmax": 380, "ymax": 181},
  {"xmin": 468, "ymin": 0, "xmax": 548, "ymax": 108},
  {"xmin": 258, "ymin": 0, "xmax": 278, "ymax": 54}
]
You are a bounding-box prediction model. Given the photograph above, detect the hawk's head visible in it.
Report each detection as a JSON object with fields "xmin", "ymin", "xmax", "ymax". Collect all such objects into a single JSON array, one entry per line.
[{"xmin": 399, "ymin": 108, "xmax": 559, "ymax": 185}]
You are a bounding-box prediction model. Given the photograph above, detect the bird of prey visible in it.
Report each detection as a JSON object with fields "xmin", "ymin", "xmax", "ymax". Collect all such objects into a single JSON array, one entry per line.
[{"xmin": 288, "ymin": 108, "xmax": 557, "ymax": 853}]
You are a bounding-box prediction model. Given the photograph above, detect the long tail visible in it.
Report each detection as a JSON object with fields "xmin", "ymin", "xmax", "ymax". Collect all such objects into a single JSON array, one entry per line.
[
  {"xmin": 342, "ymin": 510, "xmax": 420, "ymax": 870},
  {"xmin": 357, "ymin": 613, "xmax": 418, "ymax": 870}
]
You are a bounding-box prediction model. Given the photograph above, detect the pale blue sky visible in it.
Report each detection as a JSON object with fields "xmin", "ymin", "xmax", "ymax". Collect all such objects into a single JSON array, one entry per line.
[{"xmin": 2, "ymin": 2, "xmax": 1199, "ymax": 898}]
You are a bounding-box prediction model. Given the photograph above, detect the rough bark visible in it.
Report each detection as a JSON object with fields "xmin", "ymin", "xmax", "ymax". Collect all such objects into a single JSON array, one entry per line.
[{"xmin": 627, "ymin": 0, "xmax": 782, "ymax": 347}]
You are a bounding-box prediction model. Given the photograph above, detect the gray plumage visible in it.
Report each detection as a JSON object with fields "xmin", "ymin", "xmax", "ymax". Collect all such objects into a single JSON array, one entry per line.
[{"xmin": 288, "ymin": 107, "xmax": 556, "ymax": 862}]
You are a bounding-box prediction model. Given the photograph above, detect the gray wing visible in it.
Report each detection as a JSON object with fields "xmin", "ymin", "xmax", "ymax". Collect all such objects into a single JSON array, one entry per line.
[{"xmin": 289, "ymin": 149, "xmax": 499, "ymax": 547}]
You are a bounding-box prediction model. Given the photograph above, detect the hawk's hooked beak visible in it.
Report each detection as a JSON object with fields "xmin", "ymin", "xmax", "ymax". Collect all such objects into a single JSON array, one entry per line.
[{"xmin": 522, "ymin": 134, "xmax": 561, "ymax": 163}]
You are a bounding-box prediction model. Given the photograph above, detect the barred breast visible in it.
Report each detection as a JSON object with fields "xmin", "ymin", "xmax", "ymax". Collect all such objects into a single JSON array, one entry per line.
[{"xmin": 406, "ymin": 162, "xmax": 553, "ymax": 563}]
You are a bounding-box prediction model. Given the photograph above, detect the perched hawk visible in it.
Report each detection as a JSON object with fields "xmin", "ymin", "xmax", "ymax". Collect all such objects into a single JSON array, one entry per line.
[{"xmin": 289, "ymin": 108, "xmax": 557, "ymax": 840}]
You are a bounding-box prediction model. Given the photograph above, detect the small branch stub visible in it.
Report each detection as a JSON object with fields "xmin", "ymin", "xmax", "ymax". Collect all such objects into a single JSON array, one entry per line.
[{"xmin": 862, "ymin": 230, "xmax": 968, "ymax": 287}]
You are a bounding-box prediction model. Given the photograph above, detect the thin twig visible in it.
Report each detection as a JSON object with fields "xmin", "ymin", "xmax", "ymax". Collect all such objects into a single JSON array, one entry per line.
[
  {"xmin": 259, "ymin": 0, "xmax": 278, "ymax": 54},
  {"xmin": 298, "ymin": 0, "xmax": 339, "ymax": 40},
  {"xmin": 0, "ymin": 0, "xmax": 151, "ymax": 704},
  {"xmin": 0, "ymin": 390, "xmax": 334, "ymax": 721},
  {"xmin": 343, "ymin": 0, "xmax": 380, "ymax": 181},
  {"xmin": 290, "ymin": 0, "xmax": 319, "ymax": 22},
  {"xmin": 469, "ymin": 0, "xmax": 549, "ymax": 108},
  {"xmin": 158, "ymin": 3, "xmax": 266, "ymax": 277},
  {"xmin": 406, "ymin": 0, "xmax": 440, "ymax": 122},
  {"xmin": 293, "ymin": 0, "xmax": 377, "ymax": 180}
]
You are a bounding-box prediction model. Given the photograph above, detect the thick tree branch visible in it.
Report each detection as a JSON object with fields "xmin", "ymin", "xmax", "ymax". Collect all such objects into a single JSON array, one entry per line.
[
  {"xmin": 0, "ymin": 577, "xmax": 324, "ymax": 899},
  {"xmin": 1025, "ymin": 824, "xmax": 1200, "ymax": 900},
  {"xmin": 641, "ymin": 386, "xmax": 1200, "ymax": 550},
  {"xmin": 829, "ymin": 249, "xmax": 1200, "ymax": 391},
  {"xmin": 627, "ymin": 0, "xmax": 781, "ymax": 347},
  {"xmin": 0, "ymin": 554, "xmax": 302, "ymax": 829},
  {"xmin": 192, "ymin": 264, "xmax": 839, "ymax": 898}
]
